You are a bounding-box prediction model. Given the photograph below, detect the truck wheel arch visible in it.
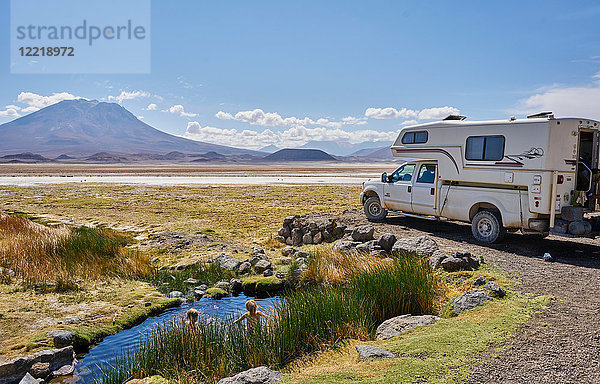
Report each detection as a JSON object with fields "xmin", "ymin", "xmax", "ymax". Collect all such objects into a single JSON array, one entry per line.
[
  {"xmin": 362, "ymin": 189, "xmax": 381, "ymax": 204},
  {"xmin": 469, "ymin": 202, "xmax": 503, "ymax": 223}
]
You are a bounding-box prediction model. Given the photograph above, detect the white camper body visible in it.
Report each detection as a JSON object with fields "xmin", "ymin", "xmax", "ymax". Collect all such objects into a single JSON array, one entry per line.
[{"xmin": 360, "ymin": 114, "xmax": 600, "ymax": 243}]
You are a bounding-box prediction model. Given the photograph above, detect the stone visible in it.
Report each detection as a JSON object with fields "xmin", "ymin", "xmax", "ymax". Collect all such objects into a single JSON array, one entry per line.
[
  {"xmin": 280, "ymin": 257, "xmax": 292, "ymax": 265},
  {"xmin": 472, "ymin": 276, "xmax": 487, "ymax": 286},
  {"xmin": 356, "ymin": 240, "xmax": 380, "ymax": 253},
  {"xmin": 254, "ymin": 260, "xmax": 272, "ymax": 274},
  {"xmin": 483, "ymin": 281, "xmax": 506, "ymax": 298},
  {"xmin": 230, "ymin": 279, "xmax": 243, "ymax": 292},
  {"xmin": 197, "ymin": 284, "xmax": 208, "ymax": 291},
  {"xmin": 45, "ymin": 330, "xmax": 75, "ymax": 348},
  {"xmin": 291, "ymin": 228, "xmax": 303, "ymax": 246},
  {"xmin": 252, "ymin": 247, "xmax": 265, "ymax": 256},
  {"xmin": 370, "ymin": 249, "xmax": 388, "ymax": 258},
  {"xmin": 283, "ymin": 215, "xmax": 297, "ymax": 226},
  {"xmin": 313, "ymin": 231, "xmax": 323, "ymax": 244},
  {"xmin": 185, "ymin": 278, "xmax": 199, "ymax": 285},
  {"xmin": 351, "ymin": 225, "xmax": 375, "ymax": 241},
  {"xmin": 322, "ymin": 229, "xmax": 333, "ymax": 242},
  {"xmin": 429, "ymin": 250, "xmax": 448, "ymax": 270},
  {"xmin": 275, "ymin": 236, "xmax": 286, "ymax": 244},
  {"xmin": 19, "ymin": 373, "xmax": 38, "ymax": 384},
  {"xmin": 377, "ymin": 233, "xmax": 397, "ymax": 252},
  {"xmin": 302, "ymin": 233, "xmax": 313, "ymax": 244},
  {"xmin": 275, "ymin": 272, "xmax": 285, "ymax": 279},
  {"xmin": 144, "ymin": 301, "xmax": 152, "ymax": 307},
  {"xmin": 295, "ymin": 257, "xmax": 307, "ymax": 265},
  {"xmin": 277, "ymin": 227, "xmax": 291, "ymax": 238},
  {"xmin": 263, "ymin": 269, "xmax": 273, "ymax": 277},
  {"xmin": 375, "ymin": 314, "xmax": 439, "ymax": 340},
  {"xmin": 168, "ymin": 291, "xmax": 183, "ymax": 299},
  {"xmin": 51, "ymin": 362, "xmax": 75, "ymax": 377},
  {"xmin": 355, "ymin": 344, "xmax": 396, "ymax": 360},
  {"xmin": 215, "ymin": 254, "xmax": 242, "ymax": 271},
  {"xmin": 285, "ymin": 237, "xmax": 293, "ymax": 246},
  {"xmin": 333, "ymin": 240, "xmax": 361, "ymax": 253},
  {"xmin": 238, "ymin": 261, "xmax": 252, "ymax": 274},
  {"xmin": 440, "ymin": 257, "xmax": 470, "ymax": 272},
  {"xmin": 250, "ymin": 256, "xmax": 262, "ymax": 266},
  {"xmin": 215, "ymin": 281, "xmax": 230, "ymax": 290},
  {"xmin": 29, "ymin": 362, "xmax": 50, "ymax": 378},
  {"xmin": 295, "ymin": 251, "xmax": 309, "ymax": 258},
  {"xmin": 452, "ymin": 289, "xmax": 492, "ymax": 314},
  {"xmin": 281, "ymin": 246, "xmax": 296, "ymax": 256},
  {"xmin": 217, "ymin": 366, "xmax": 283, "ymax": 384},
  {"xmin": 193, "ymin": 290, "xmax": 205, "ymax": 299},
  {"xmin": 392, "ymin": 236, "xmax": 439, "ymax": 257}
]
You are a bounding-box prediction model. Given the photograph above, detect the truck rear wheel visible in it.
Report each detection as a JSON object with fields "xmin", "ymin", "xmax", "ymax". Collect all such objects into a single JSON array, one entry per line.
[
  {"xmin": 364, "ymin": 196, "xmax": 387, "ymax": 222},
  {"xmin": 471, "ymin": 210, "xmax": 505, "ymax": 243}
]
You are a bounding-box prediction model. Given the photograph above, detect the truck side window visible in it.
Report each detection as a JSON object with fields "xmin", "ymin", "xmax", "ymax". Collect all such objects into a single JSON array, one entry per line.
[
  {"xmin": 416, "ymin": 164, "xmax": 436, "ymax": 183},
  {"xmin": 401, "ymin": 131, "xmax": 428, "ymax": 144},
  {"xmin": 390, "ymin": 164, "xmax": 415, "ymax": 182},
  {"xmin": 465, "ymin": 135, "xmax": 505, "ymax": 161}
]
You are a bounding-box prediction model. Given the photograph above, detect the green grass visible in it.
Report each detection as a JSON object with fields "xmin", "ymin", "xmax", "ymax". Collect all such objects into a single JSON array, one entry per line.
[
  {"xmin": 100, "ymin": 256, "xmax": 434, "ymax": 384},
  {"xmin": 146, "ymin": 263, "xmax": 235, "ymax": 295}
]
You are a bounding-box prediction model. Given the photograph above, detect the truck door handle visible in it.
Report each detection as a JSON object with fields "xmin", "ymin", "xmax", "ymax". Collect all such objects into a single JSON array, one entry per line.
[
  {"xmin": 408, "ymin": 186, "xmax": 411, "ymax": 193},
  {"xmin": 430, "ymin": 188, "xmax": 434, "ymax": 195}
]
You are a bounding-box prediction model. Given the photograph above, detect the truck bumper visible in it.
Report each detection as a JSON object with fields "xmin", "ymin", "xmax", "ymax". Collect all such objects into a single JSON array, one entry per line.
[{"xmin": 359, "ymin": 192, "xmax": 364, "ymax": 205}]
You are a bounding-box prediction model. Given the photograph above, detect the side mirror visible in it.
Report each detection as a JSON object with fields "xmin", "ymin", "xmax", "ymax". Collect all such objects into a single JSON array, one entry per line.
[{"xmin": 381, "ymin": 172, "xmax": 388, "ymax": 183}]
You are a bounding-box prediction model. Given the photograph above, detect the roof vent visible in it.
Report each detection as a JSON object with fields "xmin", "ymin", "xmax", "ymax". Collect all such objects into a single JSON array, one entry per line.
[
  {"xmin": 443, "ymin": 115, "xmax": 467, "ymax": 121},
  {"xmin": 527, "ymin": 111, "xmax": 554, "ymax": 119}
]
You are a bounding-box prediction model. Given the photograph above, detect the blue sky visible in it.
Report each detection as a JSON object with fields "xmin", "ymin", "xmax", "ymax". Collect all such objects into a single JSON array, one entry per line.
[{"xmin": 1, "ymin": 0, "xmax": 600, "ymax": 151}]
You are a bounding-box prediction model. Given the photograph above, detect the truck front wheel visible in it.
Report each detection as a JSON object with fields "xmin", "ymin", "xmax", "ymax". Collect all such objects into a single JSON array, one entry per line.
[
  {"xmin": 364, "ymin": 196, "xmax": 387, "ymax": 222},
  {"xmin": 471, "ymin": 210, "xmax": 505, "ymax": 243}
]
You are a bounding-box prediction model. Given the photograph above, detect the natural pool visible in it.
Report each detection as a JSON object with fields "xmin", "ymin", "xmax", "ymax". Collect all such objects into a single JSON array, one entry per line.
[{"xmin": 51, "ymin": 294, "xmax": 277, "ymax": 384}]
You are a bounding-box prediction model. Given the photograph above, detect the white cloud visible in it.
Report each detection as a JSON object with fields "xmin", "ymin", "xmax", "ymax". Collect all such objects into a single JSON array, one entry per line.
[
  {"xmin": 146, "ymin": 103, "xmax": 157, "ymax": 111},
  {"xmin": 21, "ymin": 106, "xmax": 39, "ymax": 113},
  {"xmin": 0, "ymin": 107, "xmax": 20, "ymax": 118},
  {"xmin": 365, "ymin": 106, "xmax": 460, "ymax": 120},
  {"xmin": 108, "ymin": 90, "xmax": 150, "ymax": 104},
  {"xmin": 401, "ymin": 119, "xmax": 419, "ymax": 126},
  {"xmin": 5, "ymin": 105, "xmax": 20, "ymax": 110},
  {"xmin": 17, "ymin": 92, "xmax": 82, "ymax": 111},
  {"xmin": 164, "ymin": 104, "xmax": 197, "ymax": 117},
  {"xmin": 215, "ymin": 108, "xmax": 364, "ymax": 128},
  {"xmin": 515, "ymin": 75, "xmax": 600, "ymax": 119},
  {"xmin": 185, "ymin": 121, "xmax": 398, "ymax": 150},
  {"xmin": 341, "ymin": 116, "xmax": 368, "ymax": 125}
]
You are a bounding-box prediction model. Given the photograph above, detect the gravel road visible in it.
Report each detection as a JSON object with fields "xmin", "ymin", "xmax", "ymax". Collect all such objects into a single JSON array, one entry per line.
[{"xmin": 334, "ymin": 210, "xmax": 600, "ymax": 384}]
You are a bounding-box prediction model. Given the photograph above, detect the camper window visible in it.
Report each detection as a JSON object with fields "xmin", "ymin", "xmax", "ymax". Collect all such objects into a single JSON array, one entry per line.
[
  {"xmin": 465, "ymin": 135, "xmax": 505, "ymax": 161},
  {"xmin": 401, "ymin": 131, "xmax": 428, "ymax": 144}
]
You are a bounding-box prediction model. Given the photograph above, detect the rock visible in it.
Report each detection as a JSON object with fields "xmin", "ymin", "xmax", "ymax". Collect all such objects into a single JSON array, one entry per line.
[
  {"xmin": 377, "ymin": 233, "xmax": 397, "ymax": 252},
  {"xmin": 295, "ymin": 251, "xmax": 309, "ymax": 258},
  {"xmin": 230, "ymin": 279, "xmax": 243, "ymax": 292},
  {"xmin": 440, "ymin": 257, "xmax": 470, "ymax": 272},
  {"xmin": 370, "ymin": 249, "xmax": 388, "ymax": 258},
  {"xmin": 193, "ymin": 289, "xmax": 205, "ymax": 299},
  {"xmin": 167, "ymin": 291, "xmax": 183, "ymax": 299},
  {"xmin": 45, "ymin": 330, "xmax": 76, "ymax": 348},
  {"xmin": 452, "ymin": 289, "xmax": 491, "ymax": 314},
  {"xmin": 392, "ymin": 236, "xmax": 439, "ymax": 257},
  {"xmin": 144, "ymin": 301, "xmax": 152, "ymax": 307},
  {"xmin": 281, "ymin": 246, "xmax": 296, "ymax": 256},
  {"xmin": 333, "ymin": 240, "xmax": 361, "ymax": 253},
  {"xmin": 217, "ymin": 366, "xmax": 283, "ymax": 384},
  {"xmin": 254, "ymin": 260, "xmax": 272, "ymax": 274},
  {"xmin": 285, "ymin": 237, "xmax": 293, "ymax": 246},
  {"xmin": 313, "ymin": 231, "xmax": 323, "ymax": 244},
  {"xmin": 302, "ymin": 233, "xmax": 313, "ymax": 244},
  {"xmin": 252, "ymin": 247, "xmax": 265, "ymax": 256},
  {"xmin": 29, "ymin": 362, "xmax": 50, "ymax": 378},
  {"xmin": 274, "ymin": 236, "xmax": 286, "ymax": 244},
  {"xmin": 277, "ymin": 227, "xmax": 291, "ymax": 238},
  {"xmin": 291, "ymin": 228, "xmax": 303, "ymax": 246},
  {"xmin": 185, "ymin": 278, "xmax": 199, "ymax": 285},
  {"xmin": 250, "ymin": 256, "xmax": 262, "ymax": 266},
  {"xmin": 126, "ymin": 376, "xmax": 169, "ymax": 384},
  {"xmin": 0, "ymin": 346, "xmax": 75, "ymax": 384},
  {"xmin": 355, "ymin": 344, "xmax": 396, "ymax": 360},
  {"xmin": 356, "ymin": 240, "xmax": 380, "ymax": 253},
  {"xmin": 375, "ymin": 314, "xmax": 439, "ymax": 340},
  {"xmin": 215, "ymin": 254, "xmax": 241, "ymax": 271},
  {"xmin": 429, "ymin": 250, "xmax": 448, "ymax": 270},
  {"xmin": 275, "ymin": 272, "xmax": 285, "ymax": 279},
  {"xmin": 295, "ymin": 257, "xmax": 307, "ymax": 265},
  {"xmin": 238, "ymin": 262, "xmax": 252, "ymax": 274},
  {"xmin": 215, "ymin": 281, "xmax": 230, "ymax": 290},
  {"xmin": 197, "ymin": 284, "xmax": 208, "ymax": 291},
  {"xmin": 322, "ymin": 229, "xmax": 333, "ymax": 242},
  {"xmin": 19, "ymin": 373, "xmax": 38, "ymax": 384},
  {"xmin": 283, "ymin": 215, "xmax": 297, "ymax": 226},
  {"xmin": 263, "ymin": 269, "xmax": 273, "ymax": 277},
  {"xmin": 205, "ymin": 287, "xmax": 227, "ymax": 299},
  {"xmin": 483, "ymin": 281, "xmax": 506, "ymax": 298},
  {"xmin": 351, "ymin": 225, "xmax": 375, "ymax": 241},
  {"xmin": 280, "ymin": 257, "xmax": 292, "ymax": 265},
  {"xmin": 51, "ymin": 362, "xmax": 75, "ymax": 377},
  {"xmin": 473, "ymin": 276, "xmax": 487, "ymax": 286}
]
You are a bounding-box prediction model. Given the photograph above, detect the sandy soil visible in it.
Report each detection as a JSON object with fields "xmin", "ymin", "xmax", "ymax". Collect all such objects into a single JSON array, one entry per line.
[{"xmin": 332, "ymin": 209, "xmax": 600, "ymax": 384}]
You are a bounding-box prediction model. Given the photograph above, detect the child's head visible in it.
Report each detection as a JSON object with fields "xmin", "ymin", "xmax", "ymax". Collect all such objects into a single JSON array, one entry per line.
[
  {"xmin": 186, "ymin": 308, "xmax": 199, "ymax": 323},
  {"xmin": 245, "ymin": 299, "xmax": 258, "ymax": 314}
]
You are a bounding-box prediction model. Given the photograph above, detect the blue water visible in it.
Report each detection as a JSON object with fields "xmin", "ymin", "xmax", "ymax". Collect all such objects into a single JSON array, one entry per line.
[{"xmin": 55, "ymin": 294, "xmax": 277, "ymax": 384}]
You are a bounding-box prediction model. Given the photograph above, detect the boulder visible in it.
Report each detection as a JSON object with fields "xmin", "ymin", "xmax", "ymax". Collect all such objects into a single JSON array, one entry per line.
[
  {"xmin": 280, "ymin": 246, "xmax": 296, "ymax": 256},
  {"xmin": 440, "ymin": 257, "xmax": 469, "ymax": 272},
  {"xmin": 377, "ymin": 233, "xmax": 397, "ymax": 252},
  {"xmin": 351, "ymin": 225, "xmax": 375, "ymax": 242},
  {"xmin": 313, "ymin": 232, "xmax": 323, "ymax": 244},
  {"xmin": 333, "ymin": 240, "xmax": 361, "ymax": 253},
  {"xmin": 452, "ymin": 289, "xmax": 491, "ymax": 314},
  {"xmin": 238, "ymin": 262, "xmax": 252, "ymax": 274},
  {"xmin": 205, "ymin": 287, "xmax": 227, "ymax": 299},
  {"xmin": 356, "ymin": 240, "xmax": 380, "ymax": 253},
  {"xmin": 322, "ymin": 229, "xmax": 333, "ymax": 242},
  {"xmin": 230, "ymin": 279, "xmax": 243, "ymax": 292},
  {"xmin": 375, "ymin": 314, "xmax": 439, "ymax": 340},
  {"xmin": 215, "ymin": 254, "xmax": 241, "ymax": 271},
  {"xmin": 254, "ymin": 260, "xmax": 272, "ymax": 274},
  {"xmin": 370, "ymin": 249, "xmax": 388, "ymax": 258},
  {"xmin": 302, "ymin": 233, "xmax": 313, "ymax": 244},
  {"xmin": 18, "ymin": 373, "xmax": 38, "ymax": 384},
  {"xmin": 193, "ymin": 289, "xmax": 205, "ymax": 299},
  {"xmin": 274, "ymin": 236, "xmax": 286, "ymax": 244},
  {"xmin": 355, "ymin": 345, "xmax": 396, "ymax": 360},
  {"xmin": 29, "ymin": 362, "xmax": 50, "ymax": 378},
  {"xmin": 472, "ymin": 276, "xmax": 487, "ymax": 286},
  {"xmin": 291, "ymin": 228, "xmax": 303, "ymax": 246},
  {"xmin": 429, "ymin": 250, "xmax": 448, "ymax": 270},
  {"xmin": 217, "ymin": 366, "xmax": 283, "ymax": 384},
  {"xmin": 215, "ymin": 281, "xmax": 230, "ymax": 290},
  {"xmin": 263, "ymin": 269, "xmax": 273, "ymax": 277},
  {"xmin": 185, "ymin": 278, "xmax": 199, "ymax": 285},
  {"xmin": 252, "ymin": 247, "xmax": 265, "ymax": 256},
  {"xmin": 483, "ymin": 281, "xmax": 506, "ymax": 298},
  {"xmin": 280, "ymin": 257, "xmax": 292, "ymax": 265},
  {"xmin": 277, "ymin": 227, "xmax": 291, "ymax": 238},
  {"xmin": 283, "ymin": 215, "xmax": 297, "ymax": 226},
  {"xmin": 168, "ymin": 291, "xmax": 183, "ymax": 299},
  {"xmin": 45, "ymin": 330, "xmax": 75, "ymax": 348},
  {"xmin": 392, "ymin": 236, "xmax": 439, "ymax": 257}
]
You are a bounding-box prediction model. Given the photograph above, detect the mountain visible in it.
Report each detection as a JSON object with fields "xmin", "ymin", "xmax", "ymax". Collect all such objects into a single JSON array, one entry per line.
[
  {"xmin": 0, "ymin": 99, "xmax": 262, "ymax": 157},
  {"xmin": 299, "ymin": 141, "xmax": 393, "ymax": 156},
  {"xmin": 348, "ymin": 145, "xmax": 391, "ymax": 157},
  {"xmin": 262, "ymin": 148, "xmax": 336, "ymax": 161},
  {"xmin": 259, "ymin": 145, "xmax": 280, "ymax": 153}
]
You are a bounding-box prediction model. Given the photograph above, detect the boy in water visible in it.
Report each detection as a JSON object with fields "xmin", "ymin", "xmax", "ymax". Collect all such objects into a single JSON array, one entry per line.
[
  {"xmin": 231, "ymin": 299, "xmax": 270, "ymax": 327},
  {"xmin": 186, "ymin": 308, "xmax": 199, "ymax": 325}
]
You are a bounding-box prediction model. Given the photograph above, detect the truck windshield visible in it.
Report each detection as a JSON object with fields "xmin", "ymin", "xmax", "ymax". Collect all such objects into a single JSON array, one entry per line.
[{"xmin": 390, "ymin": 164, "xmax": 415, "ymax": 182}]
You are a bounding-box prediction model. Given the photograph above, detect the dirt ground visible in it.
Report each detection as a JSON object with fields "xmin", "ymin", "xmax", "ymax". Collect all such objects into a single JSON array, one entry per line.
[{"xmin": 333, "ymin": 209, "xmax": 600, "ymax": 384}]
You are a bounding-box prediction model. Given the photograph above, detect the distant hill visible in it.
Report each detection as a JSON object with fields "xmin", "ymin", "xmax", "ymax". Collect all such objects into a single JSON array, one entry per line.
[
  {"xmin": 259, "ymin": 145, "xmax": 280, "ymax": 153},
  {"xmin": 262, "ymin": 148, "xmax": 336, "ymax": 162},
  {"xmin": 0, "ymin": 99, "xmax": 262, "ymax": 157},
  {"xmin": 299, "ymin": 141, "xmax": 393, "ymax": 156}
]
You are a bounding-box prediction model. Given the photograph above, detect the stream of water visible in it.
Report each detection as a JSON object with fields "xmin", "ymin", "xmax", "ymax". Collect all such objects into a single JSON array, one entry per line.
[{"xmin": 52, "ymin": 294, "xmax": 277, "ymax": 384}]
